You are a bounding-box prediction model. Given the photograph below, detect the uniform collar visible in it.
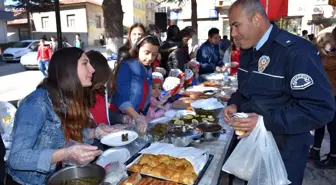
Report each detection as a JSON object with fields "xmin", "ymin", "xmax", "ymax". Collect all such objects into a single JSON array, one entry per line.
[
  {"xmin": 255, "ymin": 24, "xmax": 273, "ymax": 51},
  {"xmin": 256, "ymin": 24, "xmax": 283, "ymax": 55}
]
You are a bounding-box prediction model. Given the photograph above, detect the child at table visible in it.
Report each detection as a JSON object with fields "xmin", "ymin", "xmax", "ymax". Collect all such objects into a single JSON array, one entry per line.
[
  {"xmin": 187, "ymin": 60, "xmax": 200, "ymax": 86},
  {"xmin": 162, "ymin": 76, "xmax": 182, "ymax": 104},
  {"xmin": 146, "ymin": 72, "xmax": 172, "ymax": 122},
  {"xmin": 184, "ymin": 68, "xmax": 195, "ymax": 89}
]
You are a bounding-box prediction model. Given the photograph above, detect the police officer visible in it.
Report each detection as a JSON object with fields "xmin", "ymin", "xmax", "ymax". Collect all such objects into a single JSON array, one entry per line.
[{"xmin": 223, "ymin": 0, "xmax": 335, "ymax": 185}]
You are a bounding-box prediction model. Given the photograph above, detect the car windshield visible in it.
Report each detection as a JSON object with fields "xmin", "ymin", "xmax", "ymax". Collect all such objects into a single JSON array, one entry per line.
[{"xmin": 12, "ymin": 41, "xmax": 32, "ymax": 48}]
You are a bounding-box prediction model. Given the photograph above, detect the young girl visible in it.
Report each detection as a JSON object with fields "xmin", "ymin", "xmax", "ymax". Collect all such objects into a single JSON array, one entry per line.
[
  {"xmin": 187, "ymin": 60, "xmax": 200, "ymax": 86},
  {"xmin": 110, "ymin": 35, "xmax": 160, "ymax": 131},
  {"xmin": 6, "ymin": 48, "xmax": 116, "ymax": 185},
  {"xmin": 146, "ymin": 72, "xmax": 171, "ymax": 122}
]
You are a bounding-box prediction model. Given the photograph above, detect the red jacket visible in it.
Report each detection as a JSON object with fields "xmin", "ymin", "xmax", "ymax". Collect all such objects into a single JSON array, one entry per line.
[
  {"xmin": 90, "ymin": 93, "xmax": 109, "ymax": 125},
  {"xmin": 37, "ymin": 45, "xmax": 52, "ymax": 61},
  {"xmin": 230, "ymin": 49, "xmax": 241, "ymax": 75}
]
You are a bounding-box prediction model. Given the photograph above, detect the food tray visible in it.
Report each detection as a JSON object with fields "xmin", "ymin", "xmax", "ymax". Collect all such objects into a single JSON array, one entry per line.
[{"xmin": 124, "ymin": 143, "xmax": 214, "ymax": 185}]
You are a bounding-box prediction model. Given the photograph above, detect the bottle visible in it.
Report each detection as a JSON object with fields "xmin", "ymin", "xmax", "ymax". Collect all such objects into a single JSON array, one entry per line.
[{"xmin": 224, "ymin": 72, "xmax": 229, "ymax": 86}]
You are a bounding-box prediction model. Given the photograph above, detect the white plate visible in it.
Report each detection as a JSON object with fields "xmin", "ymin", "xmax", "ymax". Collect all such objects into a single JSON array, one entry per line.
[
  {"xmin": 96, "ymin": 148, "xmax": 130, "ymax": 169},
  {"xmin": 175, "ymin": 110, "xmax": 196, "ymax": 117},
  {"xmin": 101, "ymin": 130, "xmax": 138, "ymax": 147},
  {"xmin": 164, "ymin": 110, "xmax": 177, "ymax": 118},
  {"xmin": 149, "ymin": 116, "xmax": 171, "ymax": 124}
]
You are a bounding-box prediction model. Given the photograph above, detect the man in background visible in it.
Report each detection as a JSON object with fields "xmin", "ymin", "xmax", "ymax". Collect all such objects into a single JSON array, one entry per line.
[
  {"xmin": 73, "ymin": 34, "xmax": 84, "ymax": 49},
  {"xmin": 196, "ymin": 28, "xmax": 223, "ymax": 75},
  {"xmin": 36, "ymin": 38, "xmax": 52, "ymax": 77},
  {"xmin": 50, "ymin": 36, "xmax": 58, "ymax": 54}
]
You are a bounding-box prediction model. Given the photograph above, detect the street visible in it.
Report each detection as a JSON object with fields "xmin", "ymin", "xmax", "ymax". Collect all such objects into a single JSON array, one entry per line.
[{"xmin": 0, "ymin": 61, "xmax": 43, "ymax": 104}]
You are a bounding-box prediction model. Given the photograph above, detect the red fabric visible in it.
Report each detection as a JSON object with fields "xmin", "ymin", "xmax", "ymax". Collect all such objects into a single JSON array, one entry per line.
[
  {"xmin": 36, "ymin": 45, "xmax": 52, "ymax": 61},
  {"xmin": 139, "ymin": 79, "xmax": 148, "ymax": 111},
  {"xmin": 90, "ymin": 93, "xmax": 108, "ymax": 125},
  {"xmin": 230, "ymin": 49, "xmax": 241, "ymax": 75},
  {"xmin": 259, "ymin": 0, "xmax": 288, "ymax": 20},
  {"xmin": 153, "ymin": 58, "xmax": 160, "ymax": 68},
  {"xmin": 153, "ymin": 78, "xmax": 163, "ymax": 84}
]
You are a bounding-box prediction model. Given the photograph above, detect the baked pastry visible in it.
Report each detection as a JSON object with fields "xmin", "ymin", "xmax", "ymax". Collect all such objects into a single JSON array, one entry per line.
[
  {"xmin": 140, "ymin": 164, "xmax": 153, "ymax": 174},
  {"xmin": 150, "ymin": 167, "xmax": 165, "ymax": 178},
  {"xmin": 147, "ymin": 158, "xmax": 160, "ymax": 167},
  {"xmin": 157, "ymin": 154, "xmax": 170, "ymax": 163},
  {"xmin": 121, "ymin": 172, "xmax": 141, "ymax": 185},
  {"xmin": 128, "ymin": 164, "xmax": 142, "ymax": 172},
  {"xmin": 161, "ymin": 169, "xmax": 174, "ymax": 179},
  {"xmin": 136, "ymin": 177, "xmax": 154, "ymax": 185},
  {"xmin": 180, "ymin": 172, "xmax": 197, "ymax": 185},
  {"xmin": 139, "ymin": 155, "xmax": 152, "ymax": 165},
  {"xmin": 174, "ymin": 158, "xmax": 189, "ymax": 167},
  {"xmin": 170, "ymin": 173, "xmax": 181, "ymax": 183}
]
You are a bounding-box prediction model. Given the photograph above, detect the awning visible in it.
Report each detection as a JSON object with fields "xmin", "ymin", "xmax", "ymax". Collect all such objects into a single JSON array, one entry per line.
[
  {"xmin": 0, "ymin": 11, "xmax": 14, "ymax": 21},
  {"xmin": 260, "ymin": 0, "xmax": 288, "ymax": 20}
]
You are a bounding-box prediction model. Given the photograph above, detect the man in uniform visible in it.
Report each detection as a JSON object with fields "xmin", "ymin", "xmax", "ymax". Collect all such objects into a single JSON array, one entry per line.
[{"xmin": 223, "ymin": 0, "xmax": 335, "ymax": 184}]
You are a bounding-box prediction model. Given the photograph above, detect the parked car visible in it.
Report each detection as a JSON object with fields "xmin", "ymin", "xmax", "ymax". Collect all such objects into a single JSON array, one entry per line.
[
  {"xmin": 20, "ymin": 42, "xmax": 71, "ymax": 69},
  {"xmin": 2, "ymin": 40, "xmax": 39, "ymax": 62}
]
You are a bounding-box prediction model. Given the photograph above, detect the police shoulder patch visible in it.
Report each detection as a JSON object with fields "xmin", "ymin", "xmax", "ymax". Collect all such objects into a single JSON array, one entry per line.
[{"xmin": 290, "ymin": 73, "xmax": 314, "ymax": 90}]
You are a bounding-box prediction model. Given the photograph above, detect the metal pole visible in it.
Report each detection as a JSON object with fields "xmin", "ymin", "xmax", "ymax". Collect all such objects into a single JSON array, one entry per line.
[{"xmin": 55, "ymin": 0, "xmax": 62, "ymax": 49}]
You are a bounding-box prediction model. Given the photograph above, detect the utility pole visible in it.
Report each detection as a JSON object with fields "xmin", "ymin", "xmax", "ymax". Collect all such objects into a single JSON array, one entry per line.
[{"xmin": 55, "ymin": 0, "xmax": 62, "ymax": 49}]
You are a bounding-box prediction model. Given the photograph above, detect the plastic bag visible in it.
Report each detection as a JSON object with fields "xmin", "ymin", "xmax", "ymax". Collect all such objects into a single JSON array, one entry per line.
[
  {"xmin": 222, "ymin": 116, "xmax": 291, "ymax": 185},
  {"xmin": 0, "ymin": 101, "xmax": 17, "ymax": 149},
  {"xmin": 103, "ymin": 161, "xmax": 128, "ymax": 185}
]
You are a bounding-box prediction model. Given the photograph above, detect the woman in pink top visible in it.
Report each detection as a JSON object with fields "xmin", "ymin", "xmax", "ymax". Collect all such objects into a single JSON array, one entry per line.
[{"xmin": 146, "ymin": 72, "xmax": 171, "ymax": 122}]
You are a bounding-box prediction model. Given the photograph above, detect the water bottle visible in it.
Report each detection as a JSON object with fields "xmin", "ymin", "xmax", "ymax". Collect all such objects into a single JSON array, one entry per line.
[{"xmin": 224, "ymin": 72, "xmax": 229, "ymax": 86}]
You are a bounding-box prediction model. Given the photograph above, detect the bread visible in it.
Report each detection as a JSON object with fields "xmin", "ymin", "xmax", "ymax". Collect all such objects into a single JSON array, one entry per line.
[
  {"xmin": 140, "ymin": 164, "xmax": 153, "ymax": 174},
  {"xmin": 127, "ymin": 154, "xmax": 198, "ymax": 184},
  {"xmin": 128, "ymin": 164, "xmax": 142, "ymax": 172},
  {"xmin": 127, "ymin": 173, "xmax": 142, "ymax": 185}
]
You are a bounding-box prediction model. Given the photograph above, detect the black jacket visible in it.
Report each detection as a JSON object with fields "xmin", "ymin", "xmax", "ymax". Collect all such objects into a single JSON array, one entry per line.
[
  {"xmin": 160, "ymin": 40, "xmax": 187, "ymax": 76},
  {"xmin": 0, "ymin": 139, "xmax": 5, "ymax": 184}
]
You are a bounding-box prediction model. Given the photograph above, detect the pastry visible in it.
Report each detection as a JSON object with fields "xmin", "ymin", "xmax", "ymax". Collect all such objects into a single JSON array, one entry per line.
[
  {"xmin": 167, "ymin": 164, "xmax": 177, "ymax": 171},
  {"xmin": 128, "ymin": 164, "xmax": 142, "ymax": 172},
  {"xmin": 147, "ymin": 158, "xmax": 160, "ymax": 167},
  {"xmin": 136, "ymin": 177, "xmax": 154, "ymax": 185},
  {"xmin": 150, "ymin": 167, "xmax": 165, "ymax": 178},
  {"xmin": 121, "ymin": 172, "xmax": 141, "ymax": 185},
  {"xmin": 170, "ymin": 173, "xmax": 181, "ymax": 183},
  {"xmin": 139, "ymin": 155, "xmax": 152, "ymax": 165},
  {"xmin": 140, "ymin": 164, "xmax": 153, "ymax": 174},
  {"xmin": 174, "ymin": 158, "xmax": 189, "ymax": 167},
  {"xmin": 157, "ymin": 154, "xmax": 170, "ymax": 163},
  {"xmin": 180, "ymin": 172, "xmax": 197, "ymax": 185},
  {"xmin": 161, "ymin": 169, "xmax": 174, "ymax": 179},
  {"xmin": 156, "ymin": 163, "xmax": 168, "ymax": 170}
]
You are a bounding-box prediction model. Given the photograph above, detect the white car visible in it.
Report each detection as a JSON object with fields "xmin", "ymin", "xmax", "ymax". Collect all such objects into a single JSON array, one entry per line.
[
  {"xmin": 20, "ymin": 42, "xmax": 71, "ymax": 69},
  {"xmin": 2, "ymin": 40, "xmax": 40, "ymax": 62}
]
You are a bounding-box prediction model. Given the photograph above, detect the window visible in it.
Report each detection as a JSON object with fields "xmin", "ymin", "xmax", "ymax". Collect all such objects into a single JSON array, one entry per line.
[
  {"xmin": 67, "ymin": 14, "xmax": 76, "ymax": 28},
  {"xmin": 41, "ymin": 16, "xmax": 49, "ymax": 29},
  {"xmin": 95, "ymin": 15, "xmax": 101, "ymax": 28}
]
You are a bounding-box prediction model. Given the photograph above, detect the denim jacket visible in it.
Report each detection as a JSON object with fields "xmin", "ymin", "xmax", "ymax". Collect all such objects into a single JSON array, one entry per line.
[
  {"xmin": 110, "ymin": 59, "xmax": 152, "ymax": 115},
  {"xmin": 6, "ymin": 88, "xmax": 93, "ymax": 185}
]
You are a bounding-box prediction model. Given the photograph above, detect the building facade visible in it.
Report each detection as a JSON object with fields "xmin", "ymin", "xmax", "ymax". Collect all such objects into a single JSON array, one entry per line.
[
  {"xmin": 122, "ymin": 0, "xmax": 147, "ymax": 28},
  {"xmin": 0, "ymin": 0, "xmax": 13, "ymax": 43},
  {"xmin": 146, "ymin": 0, "xmax": 158, "ymax": 26}
]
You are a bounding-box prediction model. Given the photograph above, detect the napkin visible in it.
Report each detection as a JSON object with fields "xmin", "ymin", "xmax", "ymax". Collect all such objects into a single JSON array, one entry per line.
[{"xmin": 139, "ymin": 142, "xmax": 208, "ymax": 174}]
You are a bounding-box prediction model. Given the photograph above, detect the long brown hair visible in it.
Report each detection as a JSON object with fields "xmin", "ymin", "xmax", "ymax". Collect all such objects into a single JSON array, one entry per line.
[
  {"xmin": 112, "ymin": 35, "xmax": 160, "ymax": 94},
  {"xmin": 86, "ymin": 50, "xmax": 113, "ymax": 107},
  {"xmin": 38, "ymin": 47, "xmax": 94, "ymax": 142},
  {"xmin": 124, "ymin": 23, "xmax": 146, "ymax": 50}
]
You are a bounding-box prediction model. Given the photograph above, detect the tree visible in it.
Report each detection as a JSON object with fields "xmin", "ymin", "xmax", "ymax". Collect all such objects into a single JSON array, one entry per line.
[
  {"xmin": 159, "ymin": 0, "xmax": 198, "ymax": 46},
  {"xmin": 102, "ymin": 0, "xmax": 123, "ymax": 55}
]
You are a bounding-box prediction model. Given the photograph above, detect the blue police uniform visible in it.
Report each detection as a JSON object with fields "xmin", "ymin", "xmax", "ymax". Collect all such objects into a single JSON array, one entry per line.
[{"xmin": 228, "ymin": 24, "xmax": 335, "ymax": 185}]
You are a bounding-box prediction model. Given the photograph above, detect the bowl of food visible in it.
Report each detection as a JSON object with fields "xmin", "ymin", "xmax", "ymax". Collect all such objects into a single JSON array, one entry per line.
[
  {"xmin": 47, "ymin": 164, "xmax": 105, "ymax": 185},
  {"xmin": 197, "ymin": 122, "xmax": 224, "ymax": 141},
  {"xmin": 167, "ymin": 125, "xmax": 203, "ymax": 147},
  {"xmin": 190, "ymin": 98, "xmax": 224, "ymax": 118},
  {"xmin": 148, "ymin": 123, "xmax": 168, "ymax": 142}
]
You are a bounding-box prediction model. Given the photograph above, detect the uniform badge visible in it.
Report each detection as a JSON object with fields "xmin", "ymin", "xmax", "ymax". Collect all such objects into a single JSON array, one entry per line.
[
  {"xmin": 290, "ymin": 73, "xmax": 314, "ymax": 90},
  {"xmin": 258, "ymin": 55, "xmax": 270, "ymax": 73}
]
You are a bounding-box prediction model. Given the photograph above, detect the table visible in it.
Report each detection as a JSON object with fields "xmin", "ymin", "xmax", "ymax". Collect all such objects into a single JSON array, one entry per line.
[{"xmin": 120, "ymin": 114, "xmax": 234, "ymax": 185}]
